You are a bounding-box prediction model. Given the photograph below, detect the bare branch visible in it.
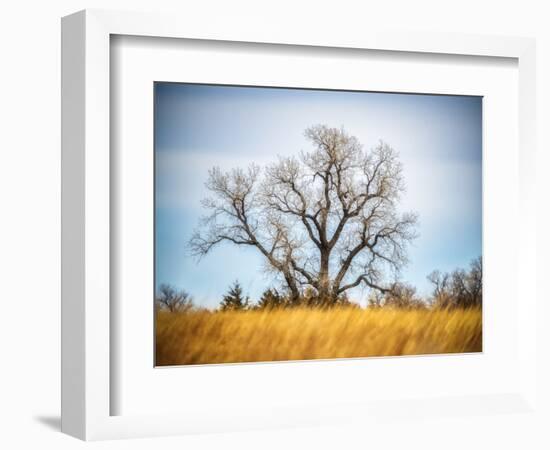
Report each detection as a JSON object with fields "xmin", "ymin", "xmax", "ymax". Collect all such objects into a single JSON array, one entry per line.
[{"xmin": 189, "ymin": 125, "xmax": 419, "ymax": 304}]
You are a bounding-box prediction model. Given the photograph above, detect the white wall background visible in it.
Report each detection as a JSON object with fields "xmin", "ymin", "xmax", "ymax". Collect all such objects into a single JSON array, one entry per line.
[{"xmin": 0, "ymin": 1, "xmax": 548, "ymax": 449}]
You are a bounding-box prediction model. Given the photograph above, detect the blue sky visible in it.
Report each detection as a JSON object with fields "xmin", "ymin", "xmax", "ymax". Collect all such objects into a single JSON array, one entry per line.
[{"xmin": 155, "ymin": 83, "xmax": 482, "ymax": 308}]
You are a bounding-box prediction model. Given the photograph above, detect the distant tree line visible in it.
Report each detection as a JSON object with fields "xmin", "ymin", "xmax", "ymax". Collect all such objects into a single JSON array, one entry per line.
[
  {"xmin": 155, "ymin": 257, "xmax": 481, "ymax": 313},
  {"xmin": 368, "ymin": 257, "xmax": 482, "ymax": 310},
  {"xmin": 427, "ymin": 256, "xmax": 482, "ymax": 309}
]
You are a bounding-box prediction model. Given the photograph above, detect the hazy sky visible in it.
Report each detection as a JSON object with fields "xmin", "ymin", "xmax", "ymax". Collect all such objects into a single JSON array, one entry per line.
[{"xmin": 155, "ymin": 83, "xmax": 482, "ymax": 308}]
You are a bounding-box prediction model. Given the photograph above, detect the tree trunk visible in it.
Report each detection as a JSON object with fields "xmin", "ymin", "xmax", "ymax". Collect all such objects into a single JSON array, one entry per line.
[
  {"xmin": 318, "ymin": 251, "xmax": 332, "ymax": 303},
  {"xmin": 283, "ymin": 271, "xmax": 301, "ymax": 305}
]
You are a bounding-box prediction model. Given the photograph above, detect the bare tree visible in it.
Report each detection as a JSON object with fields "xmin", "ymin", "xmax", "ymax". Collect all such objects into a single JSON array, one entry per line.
[
  {"xmin": 382, "ymin": 282, "xmax": 426, "ymax": 309},
  {"xmin": 190, "ymin": 125, "xmax": 418, "ymax": 305},
  {"xmin": 428, "ymin": 257, "xmax": 482, "ymax": 308},
  {"xmin": 155, "ymin": 284, "xmax": 194, "ymax": 313},
  {"xmin": 367, "ymin": 282, "xmax": 425, "ymax": 309},
  {"xmin": 427, "ymin": 270, "xmax": 451, "ymax": 307}
]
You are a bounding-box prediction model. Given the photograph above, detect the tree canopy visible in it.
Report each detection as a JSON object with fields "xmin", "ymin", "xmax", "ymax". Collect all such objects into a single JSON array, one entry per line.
[{"xmin": 190, "ymin": 125, "xmax": 418, "ymax": 305}]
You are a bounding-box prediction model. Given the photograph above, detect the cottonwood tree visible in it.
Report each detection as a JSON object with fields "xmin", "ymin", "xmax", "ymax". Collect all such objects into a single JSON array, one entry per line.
[{"xmin": 190, "ymin": 125, "xmax": 418, "ymax": 305}]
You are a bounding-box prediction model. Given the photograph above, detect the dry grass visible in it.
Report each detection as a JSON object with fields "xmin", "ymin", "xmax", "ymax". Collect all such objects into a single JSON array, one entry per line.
[{"xmin": 155, "ymin": 307, "xmax": 482, "ymax": 366}]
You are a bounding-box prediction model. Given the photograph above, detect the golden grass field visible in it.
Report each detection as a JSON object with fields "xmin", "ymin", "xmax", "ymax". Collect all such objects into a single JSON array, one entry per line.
[{"xmin": 155, "ymin": 307, "xmax": 482, "ymax": 366}]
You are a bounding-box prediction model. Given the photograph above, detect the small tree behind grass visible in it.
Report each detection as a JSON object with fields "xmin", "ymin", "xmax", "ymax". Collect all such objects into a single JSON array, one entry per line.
[
  {"xmin": 155, "ymin": 284, "xmax": 194, "ymax": 313},
  {"xmin": 256, "ymin": 288, "xmax": 285, "ymax": 309},
  {"xmin": 220, "ymin": 280, "xmax": 250, "ymax": 311},
  {"xmin": 296, "ymin": 287, "xmax": 358, "ymax": 308},
  {"xmin": 383, "ymin": 283, "xmax": 426, "ymax": 309},
  {"xmin": 367, "ymin": 282, "xmax": 425, "ymax": 309}
]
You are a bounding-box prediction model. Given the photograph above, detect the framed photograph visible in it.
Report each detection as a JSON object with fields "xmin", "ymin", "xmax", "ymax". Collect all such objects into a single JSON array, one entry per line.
[{"xmin": 62, "ymin": 9, "xmax": 538, "ymax": 441}]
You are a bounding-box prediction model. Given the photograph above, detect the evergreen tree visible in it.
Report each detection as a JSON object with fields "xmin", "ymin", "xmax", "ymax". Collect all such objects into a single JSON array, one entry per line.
[
  {"xmin": 257, "ymin": 288, "xmax": 285, "ymax": 309},
  {"xmin": 219, "ymin": 280, "xmax": 249, "ymax": 311}
]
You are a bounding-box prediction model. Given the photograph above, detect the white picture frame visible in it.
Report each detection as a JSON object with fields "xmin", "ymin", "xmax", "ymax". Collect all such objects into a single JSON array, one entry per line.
[{"xmin": 61, "ymin": 9, "xmax": 538, "ymax": 441}]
